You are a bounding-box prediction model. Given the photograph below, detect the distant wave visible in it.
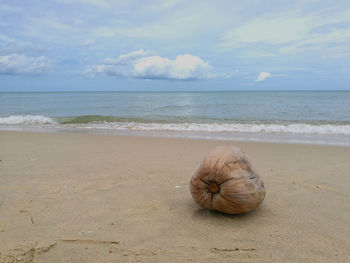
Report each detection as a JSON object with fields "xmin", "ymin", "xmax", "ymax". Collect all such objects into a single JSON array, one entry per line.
[
  {"xmin": 55, "ymin": 115, "xmax": 160, "ymax": 124},
  {"xmin": 0, "ymin": 115, "xmax": 55, "ymax": 124},
  {"xmin": 1, "ymin": 115, "xmax": 350, "ymax": 135}
]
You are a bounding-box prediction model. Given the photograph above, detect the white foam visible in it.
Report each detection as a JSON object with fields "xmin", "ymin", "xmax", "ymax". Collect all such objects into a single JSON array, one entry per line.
[
  {"xmin": 0, "ymin": 115, "xmax": 55, "ymax": 124},
  {"xmin": 1, "ymin": 115, "xmax": 349, "ymax": 135},
  {"xmin": 77, "ymin": 122, "xmax": 350, "ymax": 135}
]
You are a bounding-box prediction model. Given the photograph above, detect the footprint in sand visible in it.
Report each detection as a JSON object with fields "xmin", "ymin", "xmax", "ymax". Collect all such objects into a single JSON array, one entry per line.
[
  {"xmin": 46, "ymin": 185, "xmax": 62, "ymax": 194},
  {"xmin": 210, "ymin": 247, "xmax": 259, "ymax": 260},
  {"xmin": 123, "ymin": 248, "xmax": 168, "ymax": 257},
  {"xmin": 0, "ymin": 221, "xmax": 6, "ymax": 232}
]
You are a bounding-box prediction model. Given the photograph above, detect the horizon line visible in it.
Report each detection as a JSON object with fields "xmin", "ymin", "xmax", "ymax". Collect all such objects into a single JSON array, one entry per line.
[{"xmin": 1, "ymin": 89, "xmax": 350, "ymax": 93}]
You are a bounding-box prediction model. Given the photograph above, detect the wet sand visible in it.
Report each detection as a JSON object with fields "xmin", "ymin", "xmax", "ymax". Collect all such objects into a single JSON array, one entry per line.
[{"xmin": 0, "ymin": 131, "xmax": 349, "ymax": 262}]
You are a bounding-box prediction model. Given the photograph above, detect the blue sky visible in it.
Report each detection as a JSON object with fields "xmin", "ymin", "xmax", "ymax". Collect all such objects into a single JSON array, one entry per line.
[{"xmin": 0, "ymin": 0, "xmax": 349, "ymax": 91}]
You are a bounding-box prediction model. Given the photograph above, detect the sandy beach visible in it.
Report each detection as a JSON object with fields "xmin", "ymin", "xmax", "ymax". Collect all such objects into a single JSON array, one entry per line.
[{"xmin": 0, "ymin": 131, "xmax": 349, "ymax": 262}]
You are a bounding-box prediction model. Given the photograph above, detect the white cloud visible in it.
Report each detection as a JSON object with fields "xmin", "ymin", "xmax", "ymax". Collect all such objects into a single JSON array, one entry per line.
[
  {"xmin": 102, "ymin": 49, "xmax": 152, "ymax": 65},
  {"xmin": 220, "ymin": 9, "xmax": 350, "ymax": 58},
  {"xmin": 55, "ymin": 0, "xmax": 119, "ymax": 8},
  {"xmin": 92, "ymin": 2, "xmax": 233, "ymax": 40},
  {"xmin": 85, "ymin": 50, "xmax": 213, "ymax": 80},
  {"xmin": 222, "ymin": 16, "xmax": 312, "ymax": 45},
  {"xmin": 256, "ymin": 72, "xmax": 271, "ymax": 82},
  {"xmin": 133, "ymin": 54, "xmax": 212, "ymax": 80},
  {"xmin": 0, "ymin": 53, "xmax": 50, "ymax": 75},
  {"xmin": 93, "ymin": 14, "xmax": 205, "ymax": 40}
]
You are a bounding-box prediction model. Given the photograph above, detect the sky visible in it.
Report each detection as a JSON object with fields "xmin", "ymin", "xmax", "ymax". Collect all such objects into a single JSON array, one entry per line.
[{"xmin": 0, "ymin": 0, "xmax": 349, "ymax": 91}]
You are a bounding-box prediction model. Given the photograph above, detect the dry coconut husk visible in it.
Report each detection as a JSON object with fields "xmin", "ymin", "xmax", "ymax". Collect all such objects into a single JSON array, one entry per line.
[{"xmin": 190, "ymin": 146, "xmax": 265, "ymax": 214}]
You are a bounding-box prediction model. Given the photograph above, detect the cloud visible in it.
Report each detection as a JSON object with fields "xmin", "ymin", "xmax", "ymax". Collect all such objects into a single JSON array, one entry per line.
[
  {"xmin": 0, "ymin": 53, "xmax": 50, "ymax": 75},
  {"xmin": 81, "ymin": 39, "xmax": 96, "ymax": 47},
  {"xmin": 256, "ymin": 72, "xmax": 271, "ymax": 82},
  {"xmin": 222, "ymin": 16, "xmax": 312, "ymax": 46},
  {"xmin": 133, "ymin": 54, "xmax": 212, "ymax": 80},
  {"xmin": 84, "ymin": 49, "xmax": 213, "ymax": 80},
  {"xmin": 102, "ymin": 49, "xmax": 152, "ymax": 65},
  {"xmin": 220, "ymin": 9, "xmax": 350, "ymax": 58}
]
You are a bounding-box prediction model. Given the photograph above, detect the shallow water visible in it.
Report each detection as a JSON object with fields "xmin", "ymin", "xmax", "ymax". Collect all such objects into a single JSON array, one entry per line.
[{"xmin": 1, "ymin": 91, "xmax": 350, "ymax": 145}]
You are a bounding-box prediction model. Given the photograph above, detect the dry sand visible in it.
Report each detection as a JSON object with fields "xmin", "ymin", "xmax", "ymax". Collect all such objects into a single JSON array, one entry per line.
[{"xmin": 0, "ymin": 131, "xmax": 349, "ymax": 262}]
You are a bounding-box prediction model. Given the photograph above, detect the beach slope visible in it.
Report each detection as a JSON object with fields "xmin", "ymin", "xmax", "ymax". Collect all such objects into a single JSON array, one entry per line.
[{"xmin": 0, "ymin": 131, "xmax": 349, "ymax": 262}]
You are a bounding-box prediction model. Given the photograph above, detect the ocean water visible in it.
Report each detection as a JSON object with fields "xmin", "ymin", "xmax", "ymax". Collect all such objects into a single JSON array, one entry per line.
[{"xmin": 1, "ymin": 91, "xmax": 350, "ymax": 146}]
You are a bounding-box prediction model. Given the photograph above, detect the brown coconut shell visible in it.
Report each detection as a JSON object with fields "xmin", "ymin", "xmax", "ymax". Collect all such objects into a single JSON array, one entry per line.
[{"xmin": 190, "ymin": 146, "xmax": 265, "ymax": 214}]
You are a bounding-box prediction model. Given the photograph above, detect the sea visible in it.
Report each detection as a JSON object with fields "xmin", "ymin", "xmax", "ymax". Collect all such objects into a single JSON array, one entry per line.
[{"xmin": 1, "ymin": 91, "xmax": 350, "ymax": 146}]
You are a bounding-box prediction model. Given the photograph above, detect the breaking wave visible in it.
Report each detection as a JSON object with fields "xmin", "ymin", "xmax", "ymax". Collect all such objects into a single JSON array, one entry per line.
[
  {"xmin": 1, "ymin": 115, "xmax": 350, "ymax": 135},
  {"xmin": 0, "ymin": 115, "xmax": 55, "ymax": 124},
  {"xmin": 76, "ymin": 122, "xmax": 350, "ymax": 135}
]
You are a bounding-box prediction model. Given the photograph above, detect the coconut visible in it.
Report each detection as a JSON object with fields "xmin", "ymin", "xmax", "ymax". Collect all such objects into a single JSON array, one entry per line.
[{"xmin": 190, "ymin": 146, "xmax": 265, "ymax": 214}]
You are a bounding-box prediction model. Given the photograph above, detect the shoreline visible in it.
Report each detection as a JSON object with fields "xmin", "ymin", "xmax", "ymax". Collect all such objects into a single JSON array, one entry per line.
[
  {"xmin": 0, "ymin": 131, "xmax": 349, "ymax": 262},
  {"xmin": 1, "ymin": 125, "xmax": 350, "ymax": 147}
]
